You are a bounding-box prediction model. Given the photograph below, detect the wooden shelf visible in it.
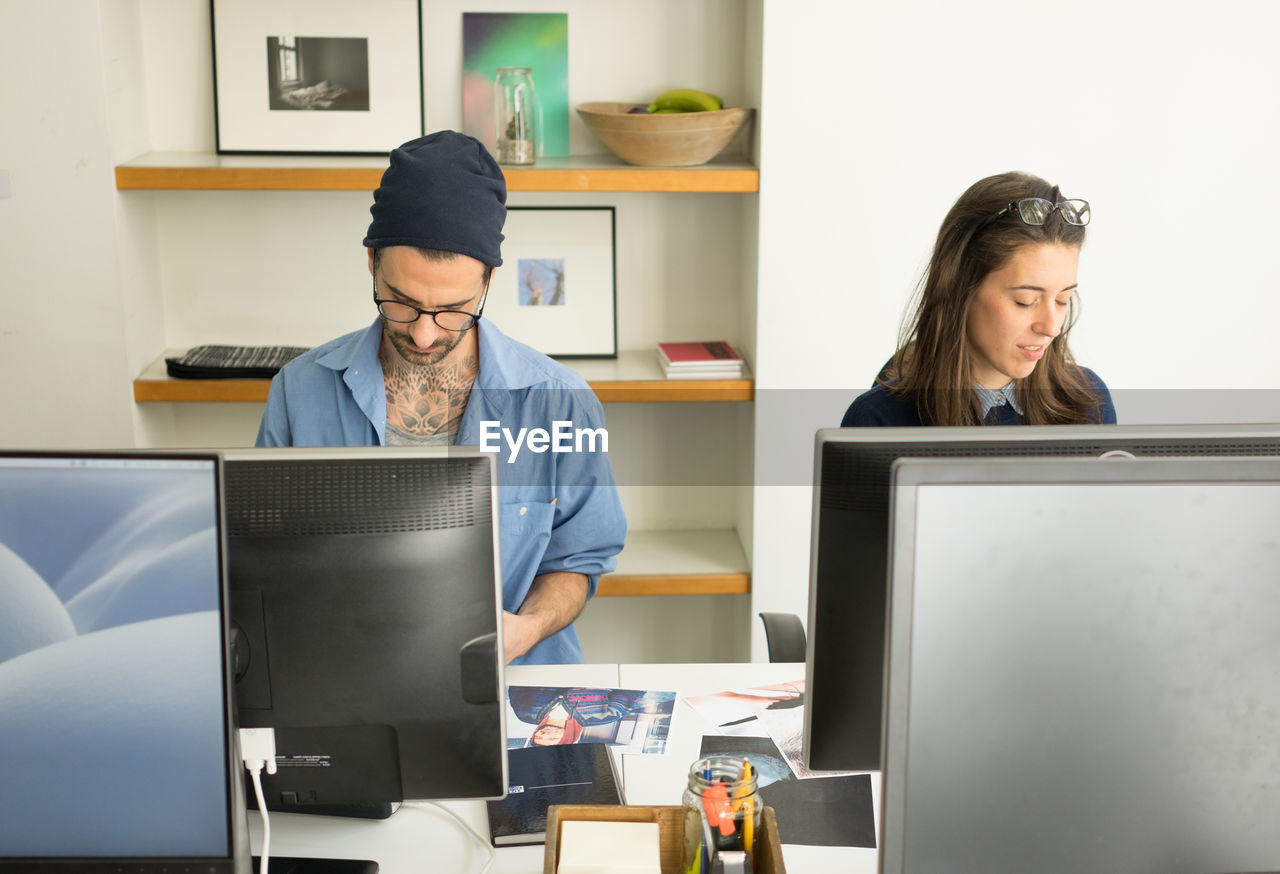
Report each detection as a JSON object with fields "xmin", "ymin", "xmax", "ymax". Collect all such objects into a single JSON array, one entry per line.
[
  {"xmin": 133, "ymin": 350, "xmax": 753, "ymax": 404},
  {"xmin": 134, "ymin": 354, "xmax": 269, "ymax": 402},
  {"xmin": 567, "ymin": 351, "xmax": 753, "ymax": 402},
  {"xmin": 598, "ymin": 529, "xmax": 749, "ymax": 597},
  {"xmin": 114, "ymin": 152, "xmax": 759, "ymax": 193}
]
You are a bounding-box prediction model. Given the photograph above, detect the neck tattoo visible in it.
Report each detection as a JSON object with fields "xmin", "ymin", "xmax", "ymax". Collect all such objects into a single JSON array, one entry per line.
[{"xmin": 379, "ymin": 342, "xmax": 479, "ymax": 436}]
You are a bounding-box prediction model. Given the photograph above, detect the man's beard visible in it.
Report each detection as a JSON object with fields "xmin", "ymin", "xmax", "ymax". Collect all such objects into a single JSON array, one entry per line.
[{"xmin": 383, "ymin": 324, "xmax": 464, "ymax": 367}]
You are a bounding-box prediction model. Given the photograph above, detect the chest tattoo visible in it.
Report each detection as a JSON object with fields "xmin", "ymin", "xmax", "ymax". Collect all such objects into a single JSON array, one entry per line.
[{"xmin": 381, "ymin": 351, "xmax": 478, "ymax": 436}]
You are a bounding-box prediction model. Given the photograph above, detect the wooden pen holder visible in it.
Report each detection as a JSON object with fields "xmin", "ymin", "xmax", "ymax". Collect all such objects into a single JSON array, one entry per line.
[{"xmin": 544, "ymin": 804, "xmax": 786, "ymax": 874}]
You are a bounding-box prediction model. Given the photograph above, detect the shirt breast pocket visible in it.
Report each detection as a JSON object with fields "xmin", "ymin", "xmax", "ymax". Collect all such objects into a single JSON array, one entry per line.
[
  {"xmin": 498, "ymin": 500, "xmax": 556, "ymax": 602},
  {"xmin": 499, "ymin": 499, "xmax": 556, "ymax": 539}
]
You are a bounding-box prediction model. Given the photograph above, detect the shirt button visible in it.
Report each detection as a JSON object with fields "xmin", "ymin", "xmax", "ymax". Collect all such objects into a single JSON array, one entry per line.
[{"xmin": 519, "ymin": 506, "xmax": 527, "ymax": 516}]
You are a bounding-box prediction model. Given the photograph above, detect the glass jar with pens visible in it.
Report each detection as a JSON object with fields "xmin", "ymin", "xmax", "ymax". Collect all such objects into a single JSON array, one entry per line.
[{"xmin": 681, "ymin": 755, "xmax": 762, "ymax": 874}]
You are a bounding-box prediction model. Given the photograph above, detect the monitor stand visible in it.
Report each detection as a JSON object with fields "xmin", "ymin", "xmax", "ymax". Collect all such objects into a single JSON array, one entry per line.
[
  {"xmin": 257, "ymin": 800, "xmax": 396, "ymax": 820},
  {"xmin": 253, "ymin": 857, "xmax": 379, "ymax": 874},
  {"xmin": 247, "ymin": 792, "xmax": 396, "ymax": 874}
]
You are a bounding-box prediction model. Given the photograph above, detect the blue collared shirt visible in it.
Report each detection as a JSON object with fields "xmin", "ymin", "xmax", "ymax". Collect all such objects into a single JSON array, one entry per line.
[
  {"xmin": 256, "ymin": 318, "xmax": 627, "ymax": 664},
  {"xmin": 975, "ymin": 381, "xmax": 1025, "ymax": 419}
]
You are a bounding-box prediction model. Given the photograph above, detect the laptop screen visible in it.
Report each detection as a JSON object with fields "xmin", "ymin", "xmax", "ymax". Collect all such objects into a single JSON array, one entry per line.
[{"xmin": 0, "ymin": 453, "xmax": 238, "ymax": 866}]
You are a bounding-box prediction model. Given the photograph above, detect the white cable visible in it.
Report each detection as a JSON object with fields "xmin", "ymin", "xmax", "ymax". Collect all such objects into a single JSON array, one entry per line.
[
  {"xmin": 400, "ymin": 801, "xmax": 496, "ymax": 874},
  {"xmin": 249, "ymin": 767, "xmax": 271, "ymax": 874},
  {"xmin": 239, "ymin": 728, "xmax": 278, "ymax": 874}
]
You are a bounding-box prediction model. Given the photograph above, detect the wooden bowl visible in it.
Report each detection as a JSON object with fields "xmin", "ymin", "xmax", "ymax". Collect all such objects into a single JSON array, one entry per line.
[{"xmin": 576, "ymin": 102, "xmax": 753, "ymax": 167}]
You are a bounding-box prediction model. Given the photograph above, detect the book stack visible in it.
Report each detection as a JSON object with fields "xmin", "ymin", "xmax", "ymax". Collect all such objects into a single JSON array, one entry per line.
[{"xmin": 656, "ymin": 341, "xmax": 745, "ymax": 380}]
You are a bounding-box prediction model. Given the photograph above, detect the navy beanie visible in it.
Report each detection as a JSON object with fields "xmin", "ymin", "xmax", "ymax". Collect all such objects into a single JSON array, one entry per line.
[{"xmin": 362, "ymin": 131, "xmax": 507, "ymax": 267}]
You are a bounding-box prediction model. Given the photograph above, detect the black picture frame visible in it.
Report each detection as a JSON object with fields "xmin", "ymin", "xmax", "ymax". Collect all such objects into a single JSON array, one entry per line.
[
  {"xmin": 210, "ymin": 0, "xmax": 424, "ymax": 155},
  {"xmin": 484, "ymin": 207, "xmax": 618, "ymax": 359}
]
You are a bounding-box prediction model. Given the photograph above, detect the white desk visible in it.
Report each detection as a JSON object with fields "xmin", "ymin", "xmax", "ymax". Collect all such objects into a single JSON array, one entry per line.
[
  {"xmin": 249, "ymin": 663, "xmax": 879, "ymax": 874},
  {"xmin": 618, "ymin": 663, "xmax": 880, "ymax": 874}
]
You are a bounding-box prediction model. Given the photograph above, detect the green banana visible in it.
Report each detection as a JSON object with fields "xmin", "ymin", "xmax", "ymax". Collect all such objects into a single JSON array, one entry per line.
[{"xmin": 646, "ymin": 88, "xmax": 724, "ymax": 113}]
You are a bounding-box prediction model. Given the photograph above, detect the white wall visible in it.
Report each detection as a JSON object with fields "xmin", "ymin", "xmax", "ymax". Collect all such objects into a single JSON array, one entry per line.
[
  {"xmin": 5, "ymin": 0, "xmax": 1279, "ymax": 660},
  {"xmin": 0, "ymin": 1, "xmax": 144, "ymax": 448},
  {"xmin": 750, "ymin": 0, "xmax": 1280, "ymax": 657}
]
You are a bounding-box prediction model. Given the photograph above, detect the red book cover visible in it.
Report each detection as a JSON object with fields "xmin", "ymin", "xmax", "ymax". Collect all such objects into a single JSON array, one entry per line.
[{"xmin": 657, "ymin": 341, "xmax": 743, "ymax": 366}]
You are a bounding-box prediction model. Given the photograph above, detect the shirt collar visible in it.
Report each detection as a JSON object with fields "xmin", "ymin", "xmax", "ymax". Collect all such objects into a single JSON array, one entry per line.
[
  {"xmin": 474, "ymin": 319, "xmax": 539, "ymax": 391},
  {"xmin": 316, "ymin": 318, "xmax": 540, "ymax": 390},
  {"xmin": 311, "ymin": 318, "xmax": 552, "ymax": 443},
  {"xmin": 975, "ymin": 381, "xmax": 1024, "ymax": 417},
  {"xmin": 316, "ymin": 318, "xmax": 382, "ymax": 374}
]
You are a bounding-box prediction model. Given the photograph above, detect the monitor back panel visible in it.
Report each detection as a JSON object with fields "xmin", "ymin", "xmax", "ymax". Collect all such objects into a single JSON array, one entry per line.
[
  {"xmin": 224, "ymin": 451, "xmax": 506, "ymax": 806},
  {"xmin": 804, "ymin": 424, "xmax": 1280, "ymax": 772}
]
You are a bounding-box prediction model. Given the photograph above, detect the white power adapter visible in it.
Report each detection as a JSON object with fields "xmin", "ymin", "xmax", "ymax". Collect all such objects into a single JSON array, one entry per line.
[{"xmin": 239, "ymin": 727, "xmax": 278, "ymax": 776}]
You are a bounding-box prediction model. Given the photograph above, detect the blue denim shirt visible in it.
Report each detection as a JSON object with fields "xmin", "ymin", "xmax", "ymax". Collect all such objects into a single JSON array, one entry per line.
[{"xmin": 256, "ymin": 318, "xmax": 627, "ymax": 664}]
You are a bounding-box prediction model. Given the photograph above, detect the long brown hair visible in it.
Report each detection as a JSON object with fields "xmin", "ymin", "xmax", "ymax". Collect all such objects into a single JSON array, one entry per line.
[{"xmin": 885, "ymin": 172, "xmax": 1104, "ymax": 425}]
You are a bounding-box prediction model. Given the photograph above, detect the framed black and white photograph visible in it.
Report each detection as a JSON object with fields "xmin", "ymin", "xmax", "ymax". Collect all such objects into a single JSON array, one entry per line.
[
  {"xmin": 211, "ymin": 0, "xmax": 423, "ymax": 155},
  {"xmin": 485, "ymin": 207, "xmax": 617, "ymax": 358}
]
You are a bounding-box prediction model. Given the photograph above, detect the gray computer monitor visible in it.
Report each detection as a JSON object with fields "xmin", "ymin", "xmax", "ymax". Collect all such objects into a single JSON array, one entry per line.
[
  {"xmin": 802, "ymin": 424, "xmax": 1280, "ymax": 773},
  {"xmin": 880, "ymin": 455, "xmax": 1280, "ymax": 873},
  {"xmin": 221, "ymin": 447, "xmax": 507, "ymax": 818},
  {"xmin": 0, "ymin": 451, "xmax": 249, "ymax": 874}
]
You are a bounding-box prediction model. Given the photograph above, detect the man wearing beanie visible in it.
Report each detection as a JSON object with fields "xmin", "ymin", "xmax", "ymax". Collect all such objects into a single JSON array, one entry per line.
[{"xmin": 256, "ymin": 131, "xmax": 626, "ymax": 665}]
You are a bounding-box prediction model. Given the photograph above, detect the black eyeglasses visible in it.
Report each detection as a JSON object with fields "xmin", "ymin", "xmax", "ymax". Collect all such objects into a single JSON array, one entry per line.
[
  {"xmin": 985, "ymin": 198, "xmax": 1091, "ymax": 227},
  {"xmin": 372, "ymin": 276, "xmax": 488, "ymax": 332}
]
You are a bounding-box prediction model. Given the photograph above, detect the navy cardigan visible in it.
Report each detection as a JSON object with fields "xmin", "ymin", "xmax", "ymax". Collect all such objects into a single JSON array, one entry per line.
[{"xmin": 841, "ymin": 368, "xmax": 1117, "ymax": 427}]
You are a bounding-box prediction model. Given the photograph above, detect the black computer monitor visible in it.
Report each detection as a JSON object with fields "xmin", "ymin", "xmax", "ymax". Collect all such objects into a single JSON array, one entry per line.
[
  {"xmin": 0, "ymin": 451, "xmax": 249, "ymax": 874},
  {"xmin": 803, "ymin": 424, "xmax": 1280, "ymax": 772},
  {"xmin": 221, "ymin": 447, "xmax": 506, "ymax": 819},
  {"xmin": 880, "ymin": 455, "xmax": 1280, "ymax": 873}
]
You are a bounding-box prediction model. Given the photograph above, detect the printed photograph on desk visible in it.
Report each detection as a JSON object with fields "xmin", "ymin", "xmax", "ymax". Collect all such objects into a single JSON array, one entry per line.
[
  {"xmin": 686, "ymin": 679, "xmax": 857, "ymax": 779},
  {"xmin": 753, "ymin": 701, "xmax": 851, "ymax": 779},
  {"xmin": 685, "ymin": 679, "xmax": 804, "ymax": 732},
  {"xmin": 698, "ymin": 735, "xmax": 877, "ymax": 849},
  {"xmin": 505, "ymin": 685, "xmax": 676, "ymax": 753}
]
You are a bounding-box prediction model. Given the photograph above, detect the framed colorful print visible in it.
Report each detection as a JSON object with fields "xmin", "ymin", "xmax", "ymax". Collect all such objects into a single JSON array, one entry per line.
[
  {"xmin": 484, "ymin": 207, "xmax": 617, "ymax": 359},
  {"xmin": 461, "ymin": 12, "xmax": 570, "ymax": 159},
  {"xmin": 210, "ymin": 0, "xmax": 423, "ymax": 155}
]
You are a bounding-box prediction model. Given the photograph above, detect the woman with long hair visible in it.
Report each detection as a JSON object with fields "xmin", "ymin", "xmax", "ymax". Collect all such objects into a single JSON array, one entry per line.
[{"xmin": 842, "ymin": 171, "xmax": 1116, "ymax": 426}]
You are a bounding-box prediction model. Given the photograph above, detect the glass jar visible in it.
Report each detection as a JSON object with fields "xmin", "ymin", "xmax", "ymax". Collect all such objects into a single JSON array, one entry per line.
[
  {"xmin": 493, "ymin": 66, "xmax": 536, "ymax": 165},
  {"xmin": 681, "ymin": 755, "xmax": 762, "ymax": 874}
]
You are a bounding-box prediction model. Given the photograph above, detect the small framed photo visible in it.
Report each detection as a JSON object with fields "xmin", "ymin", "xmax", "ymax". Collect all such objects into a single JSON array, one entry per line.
[
  {"xmin": 485, "ymin": 207, "xmax": 617, "ymax": 359},
  {"xmin": 210, "ymin": 0, "xmax": 423, "ymax": 155}
]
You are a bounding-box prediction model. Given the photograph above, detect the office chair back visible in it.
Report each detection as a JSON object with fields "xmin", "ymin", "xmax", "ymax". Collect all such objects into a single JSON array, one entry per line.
[{"xmin": 758, "ymin": 612, "xmax": 807, "ymax": 663}]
